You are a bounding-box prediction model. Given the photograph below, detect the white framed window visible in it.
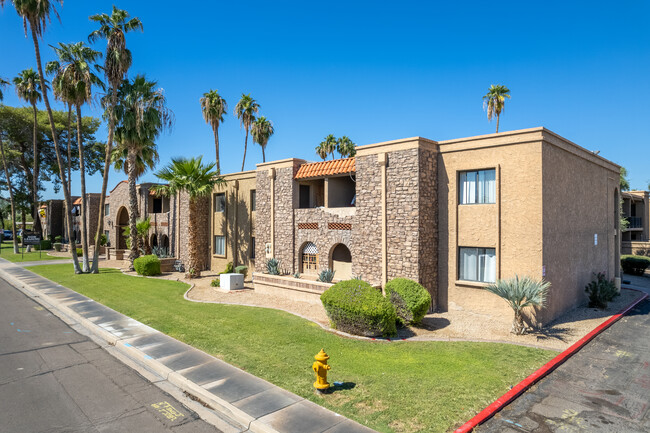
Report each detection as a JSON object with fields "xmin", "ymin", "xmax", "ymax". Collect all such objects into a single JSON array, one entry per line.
[
  {"xmin": 214, "ymin": 193, "xmax": 226, "ymax": 213},
  {"xmin": 459, "ymin": 247, "xmax": 496, "ymax": 283},
  {"xmin": 214, "ymin": 235, "xmax": 225, "ymax": 256},
  {"xmin": 251, "ymin": 190, "xmax": 256, "ymax": 212},
  {"xmin": 459, "ymin": 169, "xmax": 496, "ymax": 204},
  {"xmin": 104, "ymin": 204, "xmax": 110, "ymax": 216}
]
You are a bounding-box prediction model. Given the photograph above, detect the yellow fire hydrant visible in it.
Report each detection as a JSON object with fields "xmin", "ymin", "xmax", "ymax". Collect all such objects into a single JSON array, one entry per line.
[{"xmin": 312, "ymin": 348, "xmax": 331, "ymax": 390}]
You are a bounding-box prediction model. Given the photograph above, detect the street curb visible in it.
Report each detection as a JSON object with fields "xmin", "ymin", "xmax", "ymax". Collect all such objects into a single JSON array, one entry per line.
[{"xmin": 454, "ymin": 288, "xmax": 649, "ymax": 433}]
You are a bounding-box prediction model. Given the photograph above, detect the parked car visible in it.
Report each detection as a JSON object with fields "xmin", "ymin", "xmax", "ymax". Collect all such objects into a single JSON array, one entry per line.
[{"xmin": 3, "ymin": 229, "xmax": 13, "ymax": 240}]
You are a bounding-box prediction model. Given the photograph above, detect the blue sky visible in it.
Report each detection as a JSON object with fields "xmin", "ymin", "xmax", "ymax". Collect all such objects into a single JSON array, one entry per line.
[{"xmin": 1, "ymin": 0, "xmax": 649, "ymax": 198}]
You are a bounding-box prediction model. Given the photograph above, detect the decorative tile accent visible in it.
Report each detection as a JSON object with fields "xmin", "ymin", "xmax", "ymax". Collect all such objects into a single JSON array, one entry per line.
[
  {"xmin": 298, "ymin": 222, "xmax": 319, "ymax": 230},
  {"xmin": 328, "ymin": 223, "xmax": 352, "ymax": 230}
]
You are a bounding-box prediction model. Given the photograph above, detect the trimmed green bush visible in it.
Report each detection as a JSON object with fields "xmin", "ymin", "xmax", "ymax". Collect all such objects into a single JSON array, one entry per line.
[
  {"xmin": 133, "ymin": 254, "xmax": 162, "ymax": 276},
  {"xmin": 234, "ymin": 265, "xmax": 248, "ymax": 279},
  {"xmin": 54, "ymin": 235, "xmax": 62, "ymax": 243},
  {"xmin": 35, "ymin": 240, "xmax": 52, "ymax": 250},
  {"xmin": 211, "ymin": 278, "xmax": 220, "ymax": 287},
  {"xmin": 385, "ymin": 278, "xmax": 431, "ymax": 326},
  {"xmin": 321, "ymin": 279, "xmax": 396, "ymax": 337},
  {"xmin": 219, "ymin": 262, "xmax": 234, "ymax": 274},
  {"xmin": 621, "ymin": 255, "xmax": 650, "ymax": 276},
  {"xmin": 75, "ymin": 248, "xmax": 83, "ymax": 257},
  {"xmin": 585, "ymin": 272, "xmax": 618, "ymax": 309}
]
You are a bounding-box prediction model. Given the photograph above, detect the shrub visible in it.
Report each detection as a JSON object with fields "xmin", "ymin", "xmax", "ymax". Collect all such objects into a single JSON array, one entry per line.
[
  {"xmin": 317, "ymin": 268, "xmax": 335, "ymax": 283},
  {"xmin": 75, "ymin": 248, "xmax": 83, "ymax": 257},
  {"xmin": 585, "ymin": 272, "xmax": 618, "ymax": 309},
  {"xmin": 293, "ymin": 272, "xmax": 301, "ymax": 279},
  {"xmin": 484, "ymin": 275, "xmax": 550, "ymax": 335},
  {"xmin": 321, "ymin": 279, "xmax": 396, "ymax": 337},
  {"xmin": 54, "ymin": 235, "xmax": 62, "ymax": 243},
  {"xmin": 211, "ymin": 278, "xmax": 220, "ymax": 287},
  {"xmin": 133, "ymin": 254, "xmax": 162, "ymax": 276},
  {"xmin": 96, "ymin": 233, "xmax": 107, "ymax": 246},
  {"xmin": 219, "ymin": 262, "xmax": 234, "ymax": 274},
  {"xmin": 385, "ymin": 278, "xmax": 431, "ymax": 326},
  {"xmin": 621, "ymin": 255, "xmax": 650, "ymax": 276},
  {"xmin": 34, "ymin": 240, "xmax": 52, "ymax": 250},
  {"xmin": 266, "ymin": 258, "xmax": 280, "ymax": 275},
  {"xmin": 235, "ymin": 265, "xmax": 248, "ymax": 279},
  {"xmin": 53, "ymin": 242, "xmax": 62, "ymax": 252}
]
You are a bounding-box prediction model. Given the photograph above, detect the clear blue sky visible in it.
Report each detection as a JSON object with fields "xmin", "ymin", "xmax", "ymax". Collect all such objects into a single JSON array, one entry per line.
[{"xmin": 1, "ymin": 0, "xmax": 649, "ymax": 198}]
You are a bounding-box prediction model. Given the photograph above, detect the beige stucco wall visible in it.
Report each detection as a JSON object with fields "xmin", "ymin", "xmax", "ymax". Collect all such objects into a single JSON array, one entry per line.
[{"xmin": 211, "ymin": 171, "xmax": 257, "ymax": 277}]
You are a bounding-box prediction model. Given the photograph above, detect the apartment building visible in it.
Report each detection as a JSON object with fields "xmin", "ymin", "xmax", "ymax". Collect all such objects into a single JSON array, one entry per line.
[{"xmin": 621, "ymin": 190, "xmax": 650, "ymax": 254}]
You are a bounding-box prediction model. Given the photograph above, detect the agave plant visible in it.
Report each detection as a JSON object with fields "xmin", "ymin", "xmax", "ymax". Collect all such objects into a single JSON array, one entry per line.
[
  {"xmin": 484, "ymin": 275, "xmax": 550, "ymax": 335},
  {"xmin": 317, "ymin": 268, "xmax": 335, "ymax": 283},
  {"xmin": 266, "ymin": 258, "xmax": 280, "ymax": 275}
]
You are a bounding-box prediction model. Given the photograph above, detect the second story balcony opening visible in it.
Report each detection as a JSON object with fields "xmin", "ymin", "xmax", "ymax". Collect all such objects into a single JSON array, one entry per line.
[
  {"xmin": 149, "ymin": 190, "xmax": 170, "ymax": 214},
  {"xmin": 295, "ymin": 158, "xmax": 356, "ymax": 209}
]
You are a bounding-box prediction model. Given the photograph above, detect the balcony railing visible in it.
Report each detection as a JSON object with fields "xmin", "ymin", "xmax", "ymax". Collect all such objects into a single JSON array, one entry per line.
[{"xmin": 627, "ymin": 217, "xmax": 643, "ymax": 229}]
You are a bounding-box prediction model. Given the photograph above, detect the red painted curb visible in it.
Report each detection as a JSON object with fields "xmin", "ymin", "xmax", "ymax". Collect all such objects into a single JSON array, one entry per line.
[{"xmin": 454, "ymin": 288, "xmax": 649, "ymax": 433}]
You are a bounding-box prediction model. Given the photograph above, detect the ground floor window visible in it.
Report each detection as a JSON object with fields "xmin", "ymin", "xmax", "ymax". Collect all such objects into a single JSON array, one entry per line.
[
  {"xmin": 459, "ymin": 247, "xmax": 496, "ymax": 283},
  {"xmin": 301, "ymin": 242, "xmax": 318, "ymax": 273},
  {"xmin": 214, "ymin": 235, "xmax": 225, "ymax": 256},
  {"xmin": 251, "ymin": 236, "xmax": 255, "ymax": 259},
  {"xmin": 104, "ymin": 230, "xmax": 110, "ymax": 247}
]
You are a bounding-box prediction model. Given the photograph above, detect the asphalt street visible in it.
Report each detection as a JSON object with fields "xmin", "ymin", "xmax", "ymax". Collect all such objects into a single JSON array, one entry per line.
[{"xmin": 0, "ymin": 276, "xmax": 222, "ymax": 433}]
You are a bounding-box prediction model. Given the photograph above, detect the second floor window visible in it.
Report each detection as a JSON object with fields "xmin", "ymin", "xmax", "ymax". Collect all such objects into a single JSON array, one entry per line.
[
  {"xmin": 251, "ymin": 190, "xmax": 256, "ymax": 212},
  {"xmin": 152, "ymin": 198, "xmax": 163, "ymax": 213},
  {"xmin": 104, "ymin": 204, "xmax": 110, "ymax": 216},
  {"xmin": 459, "ymin": 169, "xmax": 496, "ymax": 204},
  {"xmin": 214, "ymin": 193, "xmax": 226, "ymax": 213}
]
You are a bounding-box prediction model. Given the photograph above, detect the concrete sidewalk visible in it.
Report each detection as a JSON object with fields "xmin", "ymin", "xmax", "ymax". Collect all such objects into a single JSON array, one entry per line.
[{"xmin": 0, "ymin": 260, "xmax": 375, "ymax": 433}]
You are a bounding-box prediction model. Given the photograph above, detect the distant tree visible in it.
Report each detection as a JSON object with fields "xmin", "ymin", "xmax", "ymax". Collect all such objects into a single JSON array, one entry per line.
[
  {"xmin": 0, "ymin": 77, "xmax": 19, "ymax": 253},
  {"xmin": 337, "ymin": 136, "xmax": 356, "ymax": 158},
  {"xmin": 316, "ymin": 134, "xmax": 337, "ymax": 160},
  {"xmin": 483, "ymin": 84, "xmax": 511, "ymax": 133},
  {"xmin": 251, "ymin": 116, "xmax": 274, "ymax": 163},
  {"xmin": 13, "ymin": 68, "xmax": 44, "ymax": 235},
  {"xmin": 234, "ymin": 94, "xmax": 259, "ymax": 171},
  {"xmin": 152, "ymin": 157, "xmax": 224, "ymax": 277},
  {"xmin": 88, "ymin": 5, "xmax": 142, "ymax": 273},
  {"xmin": 619, "ymin": 167, "xmax": 630, "ymax": 191},
  {"xmin": 200, "ymin": 89, "xmax": 227, "ymax": 172}
]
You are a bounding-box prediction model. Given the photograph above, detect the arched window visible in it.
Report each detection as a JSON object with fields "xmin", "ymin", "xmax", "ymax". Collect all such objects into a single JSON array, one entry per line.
[{"xmin": 302, "ymin": 242, "xmax": 318, "ymax": 273}]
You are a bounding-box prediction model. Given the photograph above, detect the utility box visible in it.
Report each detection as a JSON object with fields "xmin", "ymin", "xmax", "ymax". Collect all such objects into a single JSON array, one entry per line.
[{"xmin": 220, "ymin": 273, "xmax": 244, "ymax": 291}]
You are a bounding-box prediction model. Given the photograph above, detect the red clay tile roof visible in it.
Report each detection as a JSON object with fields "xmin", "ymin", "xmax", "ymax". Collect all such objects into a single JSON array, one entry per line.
[
  {"xmin": 294, "ymin": 158, "xmax": 355, "ymax": 179},
  {"xmin": 40, "ymin": 204, "xmax": 47, "ymax": 209},
  {"xmin": 72, "ymin": 197, "xmax": 82, "ymax": 205}
]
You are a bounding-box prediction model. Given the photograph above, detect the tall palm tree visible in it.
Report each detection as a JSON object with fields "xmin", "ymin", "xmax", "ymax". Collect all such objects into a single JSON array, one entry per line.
[
  {"xmin": 88, "ymin": 5, "xmax": 142, "ymax": 273},
  {"xmin": 47, "ymin": 42, "xmax": 104, "ymax": 271},
  {"xmin": 152, "ymin": 157, "xmax": 223, "ymax": 277},
  {"xmin": 337, "ymin": 135, "xmax": 356, "ymax": 158},
  {"xmin": 316, "ymin": 134, "xmax": 337, "ymax": 160},
  {"xmin": 113, "ymin": 75, "xmax": 173, "ymax": 269},
  {"xmin": 200, "ymin": 89, "xmax": 227, "ymax": 172},
  {"xmin": 13, "ymin": 68, "xmax": 43, "ymax": 236},
  {"xmin": 0, "ymin": 77, "xmax": 19, "ymax": 253},
  {"xmin": 251, "ymin": 116, "xmax": 274, "ymax": 163},
  {"xmin": 234, "ymin": 94, "xmax": 259, "ymax": 171},
  {"xmin": 483, "ymin": 84, "xmax": 511, "ymax": 133},
  {"xmin": 111, "ymin": 140, "xmax": 159, "ymax": 179},
  {"xmin": 2, "ymin": 0, "xmax": 84, "ymax": 273}
]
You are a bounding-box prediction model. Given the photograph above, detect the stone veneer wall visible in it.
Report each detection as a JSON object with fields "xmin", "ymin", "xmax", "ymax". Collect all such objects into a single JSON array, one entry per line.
[
  {"xmin": 351, "ymin": 154, "xmax": 382, "ymax": 286},
  {"xmin": 418, "ymin": 146, "xmax": 438, "ymax": 307},
  {"xmin": 255, "ymin": 170, "xmax": 271, "ymax": 266},
  {"xmin": 272, "ymin": 166, "xmax": 298, "ymax": 273}
]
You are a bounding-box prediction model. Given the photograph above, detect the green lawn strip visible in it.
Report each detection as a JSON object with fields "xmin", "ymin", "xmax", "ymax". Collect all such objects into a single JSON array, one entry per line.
[
  {"xmin": 28, "ymin": 264, "xmax": 555, "ymax": 433},
  {"xmin": 0, "ymin": 244, "xmax": 65, "ymax": 262}
]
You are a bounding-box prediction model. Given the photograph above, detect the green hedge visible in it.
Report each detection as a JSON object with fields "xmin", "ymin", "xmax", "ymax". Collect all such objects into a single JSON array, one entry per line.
[
  {"xmin": 385, "ymin": 278, "xmax": 431, "ymax": 326},
  {"xmin": 134, "ymin": 254, "xmax": 162, "ymax": 276},
  {"xmin": 235, "ymin": 265, "xmax": 248, "ymax": 279},
  {"xmin": 621, "ymin": 255, "xmax": 650, "ymax": 276},
  {"xmin": 34, "ymin": 240, "xmax": 52, "ymax": 250},
  {"xmin": 321, "ymin": 279, "xmax": 396, "ymax": 337}
]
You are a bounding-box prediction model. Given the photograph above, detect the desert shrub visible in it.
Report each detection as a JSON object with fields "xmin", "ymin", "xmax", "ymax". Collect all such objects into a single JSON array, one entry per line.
[
  {"xmin": 293, "ymin": 272, "xmax": 301, "ymax": 279},
  {"xmin": 219, "ymin": 262, "xmax": 234, "ymax": 274},
  {"xmin": 385, "ymin": 278, "xmax": 431, "ymax": 326},
  {"xmin": 133, "ymin": 254, "xmax": 162, "ymax": 276},
  {"xmin": 266, "ymin": 258, "xmax": 280, "ymax": 275},
  {"xmin": 585, "ymin": 272, "xmax": 619, "ymax": 309},
  {"xmin": 211, "ymin": 278, "xmax": 220, "ymax": 287},
  {"xmin": 234, "ymin": 265, "xmax": 248, "ymax": 279},
  {"xmin": 321, "ymin": 279, "xmax": 396, "ymax": 337},
  {"xmin": 317, "ymin": 268, "xmax": 335, "ymax": 283},
  {"xmin": 75, "ymin": 248, "xmax": 83, "ymax": 257},
  {"xmin": 621, "ymin": 255, "xmax": 650, "ymax": 276}
]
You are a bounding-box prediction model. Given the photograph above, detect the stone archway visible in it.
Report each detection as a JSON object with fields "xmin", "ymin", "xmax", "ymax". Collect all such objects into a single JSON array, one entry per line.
[
  {"xmin": 161, "ymin": 234, "xmax": 169, "ymax": 250},
  {"xmin": 330, "ymin": 243, "xmax": 352, "ymax": 280},
  {"xmin": 116, "ymin": 206, "xmax": 129, "ymax": 249}
]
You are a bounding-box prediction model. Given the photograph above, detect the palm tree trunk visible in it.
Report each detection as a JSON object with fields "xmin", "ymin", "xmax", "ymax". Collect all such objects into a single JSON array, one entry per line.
[
  {"xmin": 214, "ymin": 127, "xmax": 220, "ymax": 173},
  {"xmin": 188, "ymin": 197, "xmax": 200, "ymax": 277},
  {"xmin": 76, "ymin": 105, "xmax": 90, "ymax": 272},
  {"xmin": 91, "ymin": 87, "xmax": 118, "ymax": 273},
  {"xmin": 31, "ymin": 102, "xmax": 42, "ymax": 235},
  {"xmin": 127, "ymin": 147, "xmax": 139, "ymax": 270},
  {"xmin": 241, "ymin": 129, "xmax": 248, "ymax": 172},
  {"xmin": 0, "ymin": 135, "xmax": 19, "ymax": 254},
  {"xmin": 496, "ymin": 114, "xmax": 500, "ymax": 133},
  {"xmin": 512, "ymin": 310, "xmax": 524, "ymax": 335},
  {"xmin": 29, "ymin": 22, "xmax": 82, "ymax": 273},
  {"xmin": 65, "ymin": 105, "xmax": 72, "ymax": 242},
  {"xmin": 262, "ymin": 145, "xmax": 266, "ymax": 163}
]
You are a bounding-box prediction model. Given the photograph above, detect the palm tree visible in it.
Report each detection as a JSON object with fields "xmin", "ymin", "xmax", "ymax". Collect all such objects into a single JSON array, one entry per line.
[
  {"xmin": 88, "ymin": 5, "xmax": 142, "ymax": 273},
  {"xmin": 111, "ymin": 141, "xmax": 159, "ymax": 179},
  {"xmin": 484, "ymin": 275, "xmax": 550, "ymax": 335},
  {"xmin": 47, "ymin": 42, "xmax": 105, "ymax": 271},
  {"xmin": 337, "ymin": 136, "xmax": 356, "ymax": 158},
  {"xmin": 316, "ymin": 134, "xmax": 337, "ymax": 160},
  {"xmin": 152, "ymin": 157, "xmax": 223, "ymax": 277},
  {"xmin": 251, "ymin": 116, "xmax": 274, "ymax": 163},
  {"xmin": 0, "ymin": 77, "xmax": 19, "ymax": 253},
  {"xmin": 200, "ymin": 89, "xmax": 227, "ymax": 172},
  {"xmin": 2, "ymin": 0, "xmax": 84, "ymax": 273},
  {"xmin": 483, "ymin": 84, "xmax": 511, "ymax": 133},
  {"xmin": 234, "ymin": 94, "xmax": 259, "ymax": 171},
  {"xmin": 13, "ymin": 68, "xmax": 44, "ymax": 236},
  {"xmin": 113, "ymin": 75, "xmax": 173, "ymax": 269}
]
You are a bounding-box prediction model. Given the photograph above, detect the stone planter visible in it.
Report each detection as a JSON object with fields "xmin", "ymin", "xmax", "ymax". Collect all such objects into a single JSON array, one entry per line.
[
  {"xmin": 252, "ymin": 272, "xmax": 333, "ymax": 304},
  {"xmin": 53, "ymin": 243, "xmax": 62, "ymax": 252}
]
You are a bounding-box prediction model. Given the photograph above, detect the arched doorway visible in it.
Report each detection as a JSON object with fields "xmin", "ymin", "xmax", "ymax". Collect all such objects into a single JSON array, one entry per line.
[
  {"xmin": 301, "ymin": 242, "xmax": 318, "ymax": 274},
  {"xmin": 330, "ymin": 243, "xmax": 352, "ymax": 280},
  {"xmin": 117, "ymin": 207, "xmax": 129, "ymax": 249},
  {"xmin": 151, "ymin": 234, "xmax": 158, "ymax": 249},
  {"xmin": 161, "ymin": 234, "xmax": 169, "ymax": 251}
]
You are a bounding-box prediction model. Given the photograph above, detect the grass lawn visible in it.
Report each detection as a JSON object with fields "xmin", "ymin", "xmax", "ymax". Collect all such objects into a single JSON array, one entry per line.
[
  {"xmin": 29, "ymin": 264, "xmax": 555, "ymax": 433},
  {"xmin": 0, "ymin": 242, "xmax": 65, "ymax": 262}
]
